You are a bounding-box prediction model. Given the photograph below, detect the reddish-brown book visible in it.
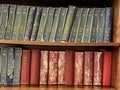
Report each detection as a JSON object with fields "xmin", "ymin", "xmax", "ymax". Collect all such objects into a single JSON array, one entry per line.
[
  {"xmin": 83, "ymin": 51, "xmax": 93, "ymax": 85},
  {"xmin": 39, "ymin": 51, "xmax": 49, "ymax": 85},
  {"xmin": 30, "ymin": 49, "xmax": 40, "ymax": 85},
  {"xmin": 48, "ymin": 51, "xmax": 58, "ymax": 85},
  {"xmin": 74, "ymin": 52, "xmax": 84, "ymax": 85},
  {"xmin": 93, "ymin": 51, "xmax": 103, "ymax": 86},
  {"xmin": 20, "ymin": 50, "xmax": 31, "ymax": 85},
  {"xmin": 58, "ymin": 51, "xmax": 66, "ymax": 85},
  {"xmin": 65, "ymin": 50, "xmax": 75, "ymax": 86},
  {"xmin": 102, "ymin": 51, "xmax": 112, "ymax": 86}
]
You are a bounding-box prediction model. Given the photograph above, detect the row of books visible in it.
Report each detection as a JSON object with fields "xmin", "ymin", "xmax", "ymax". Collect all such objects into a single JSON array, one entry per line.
[
  {"xmin": 0, "ymin": 4, "xmax": 113, "ymax": 42},
  {"xmin": 0, "ymin": 46, "xmax": 112, "ymax": 86}
]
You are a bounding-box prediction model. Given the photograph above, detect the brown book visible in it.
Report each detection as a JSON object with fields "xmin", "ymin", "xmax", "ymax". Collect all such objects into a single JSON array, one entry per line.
[
  {"xmin": 65, "ymin": 50, "xmax": 75, "ymax": 86},
  {"xmin": 83, "ymin": 51, "xmax": 93, "ymax": 85},
  {"xmin": 30, "ymin": 49, "xmax": 40, "ymax": 85},
  {"xmin": 74, "ymin": 52, "xmax": 84, "ymax": 86},
  {"xmin": 20, "ymin": 50, "xmax": 31, "ymax": 85}
]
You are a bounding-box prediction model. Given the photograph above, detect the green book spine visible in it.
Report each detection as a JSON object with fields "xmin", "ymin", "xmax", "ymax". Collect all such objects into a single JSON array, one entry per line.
[
  {"xmin": 61, "ymin": 6, "xmax": 76, "ymax": 42},
  {"xmin": 17, "ymin": 6, "xmax": 29, "ymax": 40},
  {"xmin": 55, "ymin": 8, "xmax": 68, "ymax": 42},
  {"xmin": 69, "ymin": 8, "xmax": 82, "ymax": 42},
  {"xmin": 0, "ymin": 48, "xmax": 2, "ymax": 83},
  {"xmin": 82, "ymin": 8, "xmax": 94, "ymax": 42},
  {"xmin": 11, "ymin": 5, "xmax": 22, "ymax": 40},
  {"xmin": 0, "ymin": 4, "xmax": 9, "ymax": 39},
  {"xmin": 96, "ymin": 8, "xmax": 106, "ymax": 42},
  {"xmin": 76, "ymin": 8, "xmax": 89, "ymax": 42},
  {"xmin": 36, "ymin": 7, "xmax": 49, "ymax": 41},
  {"xmin": 4, "ymin": 5, "xmax": 16, "ymax": 40},
  {"xmin": 43, "ymin": 7, "xmax": 55, "ymax": 42},
  {"xmin": 13, "ymin": 47, "xmax": 22, "ymax": 85},
  {"xmin": 0, "ymin": 47, "xmax": 8, "ymax": 85},
  {"xmin": 90, "ymin": 8, "xmax": 100, "ymax": 42},
  {"xmin": 0, "ymin": 4, "xmax": 2, "ymax": 27},
  {"xmin": 49, "ymin": 8, "xmax": 61, "ymax": 42}
]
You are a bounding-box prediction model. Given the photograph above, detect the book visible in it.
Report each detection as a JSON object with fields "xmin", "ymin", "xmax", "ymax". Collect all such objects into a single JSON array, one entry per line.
[
  {"xmin": 4, "ymin": 4, "xmax": 16, "ymax": 40},
  {"xmin": 36, "ymin": 7, "xmax": 49, "ymax": 41},
  {"xmin": 43, "ymin": 7, "xmax": 55, "ymax": 42},
  {"xmin": 20, "ymin": 50, "xmax": 31, "ymax": 85},
  {"xmin": 13, "ymin": 47, "xmax": 22, "ymax": 85},
  {"xmin": 48, "ymin": 51, "xmax": 58, "ymax": 85},
  {"xmin": 74, "ymin": 52, "xmax": 84, "ymax": 85},
  {"xmin": 0, "ymin": 47, "xmax": 2, "ymax": 83},
  {"xmin": 24, "ymin": 6, "xmax": 36, "ymax": 41},
  {"xmin": 55, "ymin": 8, "xmax": 68, "ymax": 42},
  {"xmin": 0, "ymin": 4, "xmax": 2, "ymax": 25},
  {"xmin": 30, "ymin": 49, "xmax": 40, "ymax": 85},
  {"xmin": 69, "ymin": 8, "xmax": 82, "ymax": 42},
  {"xmin": 30, "ymin": 7, "xmax": 42, "ymax": 41}
]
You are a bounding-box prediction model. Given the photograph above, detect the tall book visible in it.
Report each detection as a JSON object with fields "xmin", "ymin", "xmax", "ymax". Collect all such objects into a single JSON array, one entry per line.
[
  {"xmin": 65, "ymin": 50, "xmax": 75, "ymax": 86},
  {"xmin": 43, "ymin": 7, "xmax": 55, "ymax": 42},
  {"xmin": 30, "ymin": 7, "xmax": 42, "ymax": 41},
  {"xmin": 69, "ymin": 8, "xmax": 82, "ymax": 42},
  {"xmin": 39, "ymin": 51, "xmax": 49, "ymax": 85},
  {"xmin": 20, "ymin": 50, "xmax": 31, "ymax": 85},
  {"xmin": 102, "ymin": 51, "xmax": 112, "ymax": 86},
  {"xmin": 36, "ymin": 7, "xmax": 49, "ymax": 41},
  {"xmin": 103, "ymin": 7, "xmax": 113, "ymax": 42},
  {"xmin": 30, "ymin": 49, "xmax": 40, "ymax": 85},
  {"xmin": 13, "ymin": 47, "xmax": 22, "ymax": 85},
  {"xmin": 83, "ymin": 51, "xmax": 93, "ymax": 85},
  {"xmin": 0, "ymin": 4, "xmax": 9, "ymax": 39},
  {"xmin": 55, "ymin": 8, "xmax": 68, "ymax": 42},
  {"xmin": 0, "ymin": 4, "xmax": 2, "ymax": 26},
  {"xmin": 24, "ymin": 6, "xmax": 36, "ymax": 41},
  {"xmin": 61, "ymin": 6, "xmax": 76, "ymax": 42},
  {"xmin": 0, "ymin": 47, "xmax": 2, "ymax": 83},
  {"xmin": 48, "ymin": 51, "xmax": 58, "ymax": 85},
  {"xmin": 74, "ymin": 52, "xmax": 84, "ymax": 85},
  {"xmin": 4, "ymin": 5, "xmax": 16, "ymax": 40}
]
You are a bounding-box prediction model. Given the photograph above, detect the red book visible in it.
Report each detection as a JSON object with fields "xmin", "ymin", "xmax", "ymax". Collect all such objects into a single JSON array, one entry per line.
[
  {"xmin": 20, "ymin": 50, "xmax": 31, "ymax": 85},
  {"xmin": 102, "ymin": 51, "xmax": 112, "ymax": 86},
  {"xmin": 65, "ymin": 50, "xmax": 75, "ymax": 86},
  {"xmin": 83, "ymin": 51, "xmax": 93, "ymax": 85},
  {"xmin": 39, "ymin": 51, "xmax": 49, "ymax": 85},
  {"xmin": 58, "ymin": 51, "xmax": 66, "ymax": 85},
  {"xmin": 48, "ymin": 51, "xmax": 58, "ymax": 85},
  {"xmin": 74, "ymin": 52, "xmax": 84, "ymax": 85},
  {"xmin": 30, "ymin": 49, "xmax": 40, "ymax": 85},
  {"xmin": 93, "ymin": 51, "xmax": 103, "ymax": 85}
]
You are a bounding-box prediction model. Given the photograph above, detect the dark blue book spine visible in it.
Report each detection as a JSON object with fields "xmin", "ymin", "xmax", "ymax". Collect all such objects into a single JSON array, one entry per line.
[{"xmin": 30, "ymin": 7, "xmax": 42, "ymax": 41}]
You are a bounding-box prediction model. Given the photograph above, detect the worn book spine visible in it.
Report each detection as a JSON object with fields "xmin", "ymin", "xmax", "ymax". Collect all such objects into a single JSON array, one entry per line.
[{"xmin": 0, "ymin": 47, "xmax": 2, "ymax": 83}]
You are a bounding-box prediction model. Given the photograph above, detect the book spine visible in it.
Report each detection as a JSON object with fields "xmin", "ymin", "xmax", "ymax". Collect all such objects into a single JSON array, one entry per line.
[
  {"xmin": 69, "ymin": 8, "xmax": 82, "ymax": 42},
  {"xmin": 49, "ymin": 8, "xmax": 61, "ymax": 42},
  {"xmin": 11, "ymin": 5, "xmax": 22, "ymax": 40},
  {"xmin": 6, "ymin": 47, "xmax": 14, "ymax": 85},
  {"xmin": 17, "ymin": 6, "xmax": 29, "ymax": 40},
  {"xmin": 61, "ymin": 6, "xmax": 76, "ymax": 42},
  {"xmin": 93, "ymin": 52, "xmax": 103, "ymax": 85},
  {"xmin": 82, "ymin": 8, "xmax": 94, "ymax": 42},
  {"xmin": 30, "ymin": 7, "xmax": 42, "ymax": 41},
  {"xmin": 30, "ymin": 49, "xmax": 40, "ymax": 85},
  {"xmin": 55, "ymin": 8, "xmax": 68, "ymax": 42},
  {"xmin": 83, "ymin": 51, "xmax": 93, "ymax": 85},
  {"xmin": 90, "ymin": 8, "xmax": 100, "ymax": 42},
  {"xmin": 43, "ymin": 7, "xmax": 55, "ymax": 42},
  {"xmin": 58, "ymin": 51, "xmax": 66, "ymax": 85},
  {"xmin": 20, "ymin": 50, "xmax": 31, "ymax": 85},
  {"xmin": 36, "ymin": 7, "xmax": 49, "ymax": 41},
  {"xmin": 13, "ymin": 47, "xmax": 22, "ymax": 85},
  {"xmin": 0, "ymin": 47, "xmax": 2, "ymax": 83},
  {"xmin": 74, "ymin": 52, "xmax": 83, "ymax": 85},
  {"xmin": 0, "ymin": 4, "xmax": 9, "ymax": 39},
  {"xmin": 4, "ymin": 5, "xmax": 16, "ymax": 40},
  {"xmin": 24, "ymin": 6, "xmax": 36, "ymax": 41},
  {"xmin": 103, "ymin": 7, "xmax": 113, "ymax": 42},
  {"xmin": 0, "ymin": 4, "xmax": 2, "ymax": 25},
  {"xmin": 39, "ymin": 51, "xmax": 49, "ymax": 85}
]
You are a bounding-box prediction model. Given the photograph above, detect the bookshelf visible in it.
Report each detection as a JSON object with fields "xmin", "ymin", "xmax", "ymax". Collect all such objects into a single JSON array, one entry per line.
[{"xmin": 0, "ymin": 0, "xmax": 119, "ymax": 90}]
